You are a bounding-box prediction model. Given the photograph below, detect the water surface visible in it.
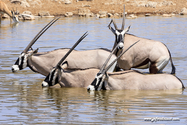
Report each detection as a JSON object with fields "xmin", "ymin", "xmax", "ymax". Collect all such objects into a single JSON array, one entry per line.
[{"xmin": 0, "ymin": 16, "xmax": 187, "ymax": 124}]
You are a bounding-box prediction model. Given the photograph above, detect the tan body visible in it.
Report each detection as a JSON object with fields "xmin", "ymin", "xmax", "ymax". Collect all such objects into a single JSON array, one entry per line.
[
  {"xmin": 0, "ymin": 1, "xmax": 19, "ymax": 23},
  {"xmin": 116, "ymin": 34, "xmax": 171, "ymax": 73},
  {"xmin": 108, "ymin": 7, "xmax": 174, "ymax": 74},
  {"xmin": 58, "ymin": 69, "xmax": 99, "ymax": 88},
  {"xmin": 87, "ymin": 41, "xmax": 183, "ymax": 91},
  {"xmin": 28, "ymin": 48, "xmax": 116, "ymax": 76},
  {"xmin": 105, "ymin": 70, "xmax": 184, "ymax": 90}
]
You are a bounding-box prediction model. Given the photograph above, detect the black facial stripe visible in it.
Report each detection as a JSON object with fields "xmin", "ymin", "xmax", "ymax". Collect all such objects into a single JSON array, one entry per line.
[
  {"xmin": 95, "ymin": 77, "xmax": 102, "ymax": 90},
  {"xmin": 46, "ymin": 69, "xmax": 58, "ymax": 86},
  {"xmin": 19, "ymin": 56, "xmax": 25, "ymax": 70},
  {"xmin": 14, "ymin": 58, "xmax": 19, "ymax": 65},
  {"xmin": 115, "ymin": 48, "xmax": 119, "ymax": 55},
  {"xmin": 116, "ymin": 34, "xmax": 123, "ymax": 43},
  {"xmin": 49, "ymin": 70, "xmax": 56, "ymax": 86},
  {"xmin": 44, "ymin": 75, "xmax": 50, "ymax": 85},
  {"xmin": 91, "ymin": 79, "xmax": 97, "ymax": 86}
]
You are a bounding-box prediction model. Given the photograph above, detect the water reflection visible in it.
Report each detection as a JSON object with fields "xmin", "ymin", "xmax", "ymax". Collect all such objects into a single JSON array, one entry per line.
[{"xmin": 0, "ymin": 16, "xmax": 187, "ymax": 124}]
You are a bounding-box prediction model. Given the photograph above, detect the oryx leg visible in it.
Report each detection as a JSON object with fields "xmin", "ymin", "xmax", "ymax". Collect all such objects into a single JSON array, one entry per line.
[{"xmin": 149, "ymin": 58, "xmax": 169, "ymax": 74}]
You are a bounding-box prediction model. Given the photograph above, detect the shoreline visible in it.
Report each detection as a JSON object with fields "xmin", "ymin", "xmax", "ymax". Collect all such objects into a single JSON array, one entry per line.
[{"xmin": 2, "ymin": 0, "xmax": 187, "ymax": 19}]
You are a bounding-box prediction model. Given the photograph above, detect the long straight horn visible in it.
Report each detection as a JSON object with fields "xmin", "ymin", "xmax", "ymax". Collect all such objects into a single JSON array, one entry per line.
[
  {"xmin": 121, "ymin": 5, "xmax": 126, "ymax": 30},
  {"xmin": 23, "ymin": 17, "xmax": 60, "ymax": 53},
  {"xmin": 99, "ymin": 43, "xmax": 120, "ymax": 73},
  {"xmin": 103, "ymin": 40, "xmax": 140, "ymax": 73},
  {"xmin": 55, "ymin": 32, "xmax": 88, "ymax": 69}
]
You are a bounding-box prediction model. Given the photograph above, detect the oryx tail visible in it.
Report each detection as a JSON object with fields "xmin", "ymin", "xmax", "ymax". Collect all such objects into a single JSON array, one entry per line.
[{"xmin": 163, "ymin": 43, "xmax": 176, "ymax": 74}]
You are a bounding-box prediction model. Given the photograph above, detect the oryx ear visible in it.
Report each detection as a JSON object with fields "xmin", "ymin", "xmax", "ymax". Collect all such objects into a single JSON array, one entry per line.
[
  {"xmin": 33, "ymin": 48, "xmax": 39, "ymax": 54},
  {"xmin": 28, "ymin": 48, "xmax": 39, "ymax": 57},
  {"xmin": 122, "ymin": 25, "xmax": 131, "ymax": 35},
  {"xmin": 61, "ymin": 61, "xmax": 68, "ymax": 69},
  {"xmin": 56, "ymin": 65, "xmax": 64, "ymax": 86},
  {"xmin": 125, "ymin": 25, "xmax": 131, "ymax": 32}
]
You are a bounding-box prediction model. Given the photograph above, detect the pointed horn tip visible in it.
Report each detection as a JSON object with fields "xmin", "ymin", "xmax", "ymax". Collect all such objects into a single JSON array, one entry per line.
[
  {"xmin": 82, "ymin": 31, "xmax": 89, "ymax": 38},
  {"xmin": 127, "ymin": 25, "xmax": 131, "ymax": 32},
  {"xmin": 85, "ymin": 31, "xmax": 89, "ymax": 35},
  {"xmin": 23, "ymin": 16, "xmax": 60, "ymax": 53}
]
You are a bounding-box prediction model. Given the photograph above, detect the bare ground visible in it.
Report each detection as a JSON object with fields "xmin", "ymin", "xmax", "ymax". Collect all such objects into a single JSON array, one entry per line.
[{"xmin": 2, "ymin": 0, "xmax": 187, "ymax": 16}]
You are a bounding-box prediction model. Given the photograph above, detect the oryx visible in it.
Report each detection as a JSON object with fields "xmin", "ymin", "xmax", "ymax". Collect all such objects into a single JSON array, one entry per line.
[
  {"xmin": 87, "ymin": 41, "xmax": 184, "ymax": 91},
  {"xmin": 12, "ymin": 18, "xmax": 117, "ymax": 76},
  {"xmin": 108, "ymin": 5, "xmax": 175, "ymax": 74},
  {"xmin": 0, "ymin": 1, "xmax": 19, "ymax": 23},
  {"xmin": 42, "ymin": 32, "xmax": 101, "ymax": 87}
]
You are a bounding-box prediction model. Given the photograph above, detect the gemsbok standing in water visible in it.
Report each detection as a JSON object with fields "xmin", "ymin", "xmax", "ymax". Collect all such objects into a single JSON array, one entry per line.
[
  {"xmin": 108, "ymin": 5, "xmax": 175, "ymax": 74},
  {"xmin": 0, "ymin": 0, "xmax": 19, "ymax": 23},
  {"xmin": 42, "ymin": 32, "xmax": 100, "ymax": 87},
  {"xmin": 12, "ymin": 17, "xmax": 117, "ymax": 76},
  {"xmin": 87, "ymin": 41, "xmax": 184, "ymax": 91}
]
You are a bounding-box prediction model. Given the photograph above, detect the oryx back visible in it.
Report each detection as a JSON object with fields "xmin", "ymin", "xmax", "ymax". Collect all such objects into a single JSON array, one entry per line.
[
  {"xmin": 106, "ymin": 71, "xmax": 184, "ymax": 90},
  {"xmin": 13, "ymin": 48, "xmax": 117, "ymax": 76},
  {"xmin": 59, "ymin": 69, "xmax": 99, "ymax": 88},
  {"xmin": 65, "ymin": 48, "xmax": 116, "ymax": 72}
]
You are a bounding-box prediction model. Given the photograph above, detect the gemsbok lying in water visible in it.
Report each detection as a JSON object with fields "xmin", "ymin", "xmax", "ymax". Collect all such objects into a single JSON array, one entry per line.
[
  {"xmin": 108, "ymin": 5, "xmax": 175, "ymax": 74},
  {"xmin": 87, "ymin": 41, "xmax": 184, "ymax": 91},
  {"xmin": 12, "ymin": 17, "xmax": 117, "ymax": 76}
]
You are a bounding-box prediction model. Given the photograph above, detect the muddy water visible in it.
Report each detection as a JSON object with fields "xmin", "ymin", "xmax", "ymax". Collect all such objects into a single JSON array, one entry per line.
[{"xmin": 0, "ymin": 16, "xmax": 187, "ymax": 124}]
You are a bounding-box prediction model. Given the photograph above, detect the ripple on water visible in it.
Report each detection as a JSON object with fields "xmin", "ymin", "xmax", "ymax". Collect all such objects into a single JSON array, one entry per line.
[{"xmin": 0, "ymin": 17, "xmax": 187, "ymax": 124}]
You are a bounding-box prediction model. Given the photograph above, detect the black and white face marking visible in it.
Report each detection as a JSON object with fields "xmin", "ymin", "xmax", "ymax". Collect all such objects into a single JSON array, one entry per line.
[
  {"xmin": 87, "ymin": 73, "xmax": 105, "ymax": 91},
  {"xmin": 115, "ymin": 30, "xmax": 126, "ymax": 49},
  {"xmin": 12, "ymin": 53, "xmax": 28, "ymax": 72},
  {"xmin": 114, "ymin": 26, "xmax": 130, "ymax": 50},
  {"xmin": 11, "ymin": 11, "xmax": 19, "ymax": 23},
  {"xmin": 42, "ymin": 68, "xmax": 60, "ymax": 87},
  {"xmin": 12, "ymin": 16, "xmax": 19, "ymax": 23}
]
